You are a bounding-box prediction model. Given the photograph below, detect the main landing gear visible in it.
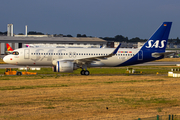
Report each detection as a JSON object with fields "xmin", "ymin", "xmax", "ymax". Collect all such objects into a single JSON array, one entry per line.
[
  {"xmin": 80, "ymin": 64, "xmax": 89, "ymax": 75},
  {"xmin": 80, "ymin": 69, "xmax": 90, "ymax": 75}
]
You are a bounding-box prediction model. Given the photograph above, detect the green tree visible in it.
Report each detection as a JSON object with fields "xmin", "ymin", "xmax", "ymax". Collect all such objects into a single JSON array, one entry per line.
[
  {"xmin": 77, "ymin": 34, "xmax": 82, "ymax": 37},
  {"xmin": 28, "ymin": 31, "xmax": 44, "ymax": 35}
]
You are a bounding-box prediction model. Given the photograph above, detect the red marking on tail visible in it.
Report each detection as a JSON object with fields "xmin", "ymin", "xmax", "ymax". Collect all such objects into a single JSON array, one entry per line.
[{"xmin": 6, "ymin": 43, "xmax": 13, "ymax": 51}]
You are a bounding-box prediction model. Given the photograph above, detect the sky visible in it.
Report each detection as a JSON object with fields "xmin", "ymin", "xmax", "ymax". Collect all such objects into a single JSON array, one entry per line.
[{"xmin": 0, "ymin": 0, "xmax": 180, "ymax": 39}]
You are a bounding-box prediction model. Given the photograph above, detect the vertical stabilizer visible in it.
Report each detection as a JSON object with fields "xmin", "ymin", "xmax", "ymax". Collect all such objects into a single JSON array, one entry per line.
[
  {"xmin": 141, "ymin": 22, "xmax": 172, "ymax": 52},
  {"xmin": 6, "ymin": 43, "xmax": 13, "ymax": 51},
  {"xmin": 117, "ymin": 22, "xmax": 172, "ymax": 67}
]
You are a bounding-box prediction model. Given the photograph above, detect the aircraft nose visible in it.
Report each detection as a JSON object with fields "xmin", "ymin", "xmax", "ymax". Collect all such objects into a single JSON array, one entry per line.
[
  {"xmin": 3, "ymin": 56, "xmax": 7, "ymax": 63},
  {"xmin": 3, "ymin": 56, "xmax": 10, "ymax": 63}
]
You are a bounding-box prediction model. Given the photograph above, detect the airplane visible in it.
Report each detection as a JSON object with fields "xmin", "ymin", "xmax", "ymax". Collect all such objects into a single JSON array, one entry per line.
[
  {"xmin": 5, "ymin": 43, "xmax": 14, "ymax": 54},
  {"xmin": 3, "ymin": 22, "xmax": 172, "ymax": 75}
]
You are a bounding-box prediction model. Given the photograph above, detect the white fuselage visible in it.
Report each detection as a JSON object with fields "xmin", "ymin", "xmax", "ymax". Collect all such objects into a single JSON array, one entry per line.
[{"xmin": 3, "ymin": 47, "xmax": 139, "ymax": 67}]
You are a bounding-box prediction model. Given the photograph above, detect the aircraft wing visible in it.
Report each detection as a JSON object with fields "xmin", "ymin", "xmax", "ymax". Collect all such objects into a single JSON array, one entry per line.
[
  {"xmin": 53, "ymin": 44, "xmax": 121, "ymax": 65},
  {"xmin": 52, "ymin": 44, "xmax": 121, "ymax": 65},
  {"xmin": 73, "ymin": 43, "xmax": 121, "ymax": 64}
]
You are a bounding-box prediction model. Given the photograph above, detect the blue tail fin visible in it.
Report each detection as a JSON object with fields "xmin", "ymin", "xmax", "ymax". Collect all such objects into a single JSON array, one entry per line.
[{"xmin": 141, "ymin": 22, "xmax": 172, "ymax": 52}]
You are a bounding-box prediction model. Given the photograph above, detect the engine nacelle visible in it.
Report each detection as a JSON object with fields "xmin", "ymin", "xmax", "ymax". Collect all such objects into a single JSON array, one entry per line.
[{"xmin": 55, "ymin": 61, "xmax": 79, "ymax": 72}]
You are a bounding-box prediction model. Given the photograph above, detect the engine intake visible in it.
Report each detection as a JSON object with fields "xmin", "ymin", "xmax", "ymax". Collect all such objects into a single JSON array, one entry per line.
[{"xmin": 55, "ymin": 61, "xmax": 79, "ymax": 72}]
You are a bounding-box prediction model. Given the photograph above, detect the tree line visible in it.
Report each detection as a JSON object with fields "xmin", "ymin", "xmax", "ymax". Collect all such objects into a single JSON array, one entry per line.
[
  {"xmin": 0, "ymin": 31, "xmax": 180, "ymax": 43},
  {"xmin": 100, "ymin": 35, "xmax": 147, "ymax": 43}
]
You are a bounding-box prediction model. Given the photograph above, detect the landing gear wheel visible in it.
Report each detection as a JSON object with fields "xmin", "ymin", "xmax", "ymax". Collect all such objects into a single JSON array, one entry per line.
[
  {"xmin": 84, "ymin": 70, "xmax": 89, "ymax": 76},
  {"xmin": 81, "ymin": 70, "xmax": 85, "ymax": 75},
  {"xmin": 17, "ymin": 72, "xmax": 22, "ymax": 76}
]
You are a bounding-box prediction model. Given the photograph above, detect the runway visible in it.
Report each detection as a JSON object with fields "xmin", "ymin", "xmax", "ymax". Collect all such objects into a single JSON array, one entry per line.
[
  {"xmin": 133, "ymin": 61, "xmax": 180, "ymax": 66},
  {"xmin": 0, "ymin": 61, "xmax": 180, "ymax": 68}
]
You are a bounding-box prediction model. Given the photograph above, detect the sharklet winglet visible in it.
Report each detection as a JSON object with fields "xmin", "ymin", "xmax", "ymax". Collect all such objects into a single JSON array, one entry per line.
[{"xmin": 113, "ymin": 43, "xmax": 121, "ymax": 55}]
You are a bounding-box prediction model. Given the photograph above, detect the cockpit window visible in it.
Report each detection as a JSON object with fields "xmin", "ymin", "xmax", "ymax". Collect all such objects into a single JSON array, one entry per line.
[{"xmin": 12, "ymin": 51, "xmax": 19, "ymax": 55}]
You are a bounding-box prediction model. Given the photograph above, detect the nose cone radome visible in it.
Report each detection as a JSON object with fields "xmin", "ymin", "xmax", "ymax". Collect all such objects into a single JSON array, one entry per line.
[
  {"xmin": 3, "ymin": 56, "xmax": 10, "ymax": 63},
  {"xmin": 3, "ymin": 56, "xmax": 7, "ymax": 63}
]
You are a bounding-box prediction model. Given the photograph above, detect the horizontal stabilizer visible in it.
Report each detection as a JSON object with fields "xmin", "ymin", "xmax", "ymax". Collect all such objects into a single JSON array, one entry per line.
[{"xmin": 152, "ymin": 52, "xmax": 175, "ymax": 58}]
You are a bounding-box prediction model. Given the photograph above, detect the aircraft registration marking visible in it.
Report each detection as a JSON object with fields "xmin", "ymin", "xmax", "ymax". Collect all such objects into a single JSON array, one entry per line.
[{"xmin": 118, "ymin": 57, "xmax": 127, "ymax": 60}]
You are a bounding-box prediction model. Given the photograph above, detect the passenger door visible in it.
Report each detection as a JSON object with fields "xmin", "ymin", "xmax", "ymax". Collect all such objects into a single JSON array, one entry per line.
[{"xmin": 24, "ymin": 49, "xmax": 30, "ymax": 59}]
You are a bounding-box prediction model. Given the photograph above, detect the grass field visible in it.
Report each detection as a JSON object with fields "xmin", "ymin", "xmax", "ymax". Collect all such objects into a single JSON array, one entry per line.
[
  {"xmin": 0, "ymin": 69, "xmax": 180, "ymax": 119},
  {"xmin": 0, "ymin": 65, "xmax": 177, "ymax": 76},
  {"xmin": 1, "ymin": 58, "xmax": 180, "ymax": 119},
  {"xmin": 0, "ymin": 58, "xmax": 5, "ymax": 64}
]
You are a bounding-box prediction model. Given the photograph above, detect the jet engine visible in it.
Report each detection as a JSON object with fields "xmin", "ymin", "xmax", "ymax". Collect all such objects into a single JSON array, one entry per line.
[{"xmin": 54, "ymin": 61, "xmax": 79, "ymax": 72}]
